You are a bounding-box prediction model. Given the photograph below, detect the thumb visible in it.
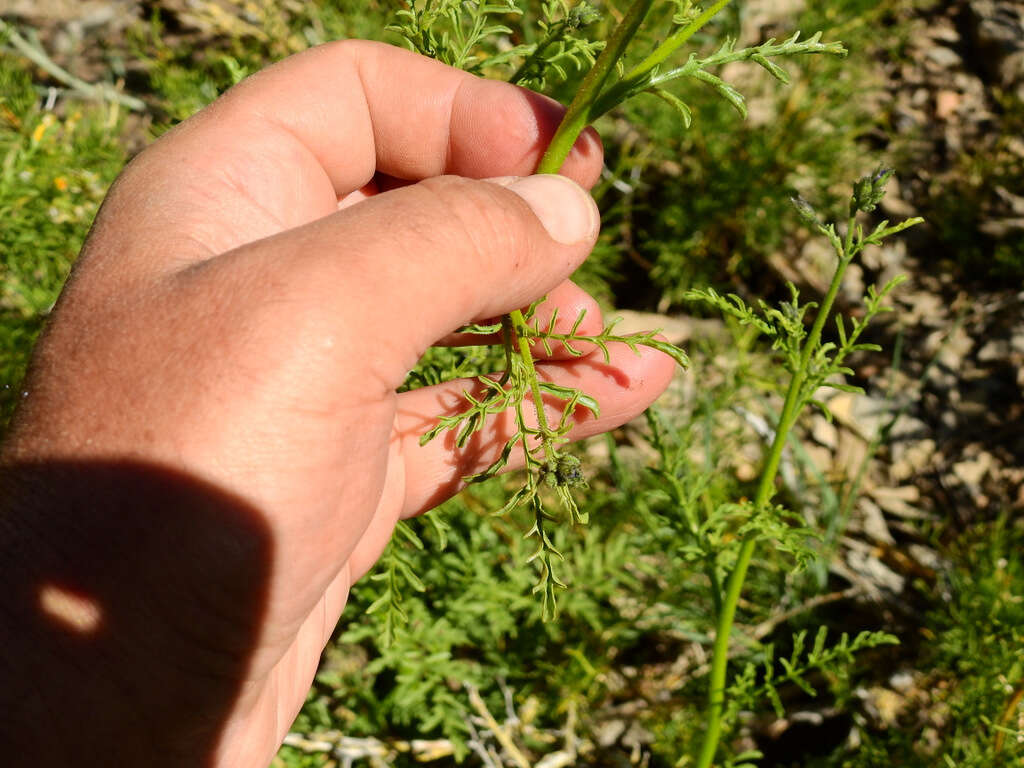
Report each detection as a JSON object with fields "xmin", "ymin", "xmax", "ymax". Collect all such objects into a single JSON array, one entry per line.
[{"xmin": 212, "ymin": 173, "xmax": 600, "ymax": 387}]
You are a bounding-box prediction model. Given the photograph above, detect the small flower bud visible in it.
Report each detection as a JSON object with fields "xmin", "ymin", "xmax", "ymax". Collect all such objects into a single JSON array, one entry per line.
[
  {"xmin": 852, "ymin": 167, "xmax": 894, "ymax": 213},
  {"xmin": 791, "ymin": 195, "xmax": 822, "ymax": 229}
]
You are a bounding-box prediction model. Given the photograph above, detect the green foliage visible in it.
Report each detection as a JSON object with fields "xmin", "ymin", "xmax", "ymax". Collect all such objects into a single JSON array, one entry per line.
[
  {"xmin": 688, "ymin": 175, "xmax": 920, "ymax": 421},
  {"xmin": 407, "ymin": 0, "xmax": 848, "ymax": 625},
  {"xmin": 595, "ymin": 30, "xmax": 847, "ymax": 122},
  {"xmin": 289, "ymin": 319, "xmax": 906, "ymax": 765},
  {"xmin": 304, "ymin": 480, "xmax": 667, "ymax": 760},
  {"xmin": 364, "ymin": 10, "xmax": 921, "ymax": 763},
  {"xmin": 389, "ymin": 0, "xmax": 605, "ymax": 87},
  {"xmin": 827, "ymin": 517, "xmax": 1024, "ymax": 768},
  {"xmin": 417, "ymin": 296, "xmax": 688, "ymax": 620},
  {"xmin": 578, "ymin": 0, "xmax": 907, "ymax": 306},
  {"xmin": 388, "ymin": 0, "xmax": 526, "ymax": 73},
  {"xmin": 727, "ymin": 627, "xmax": 898, "ymax": 724},
  {"xmin": 365, "ymin": 521, "xmax": 430, "ymax": 647},
  {"xmin": 0, "ymin": 55, "xmax": 125, "ymax": 425},
  {"xmin": 303, "ymin": 174, "xmax": 921, "ymax": 768},
  {"xmin": 923, "ymin": 517, "xmax": 1024, "ymax": 767},
  {"xmin": 510, "ymin": 1, "xmax": 604, "ymax": 88},
  {"xmin": 686, "ymin": 172, "xmax": 918, "ymax": 768},
  {"xmin": 130, "ymin": 1, "xmax": 395, "ymax": 128}
]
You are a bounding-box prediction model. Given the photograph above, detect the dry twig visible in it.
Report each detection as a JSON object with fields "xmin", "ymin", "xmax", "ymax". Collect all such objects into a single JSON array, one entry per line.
[{"xmin": 0, "ymin": 20, "xmax": 146, "ymax": 111}]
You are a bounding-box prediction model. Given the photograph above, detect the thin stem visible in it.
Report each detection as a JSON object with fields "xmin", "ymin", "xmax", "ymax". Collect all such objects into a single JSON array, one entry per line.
[
  {"xmin": 695, "ymin": 219, "xmax": 857, "ymax": 768},
  {"xmin": 506, "ymin": 0, "xmax": 657, "ymax": 471},
  {"xmin": 509, "ymin": 309, "xmax": 559, "ymax": 467},
  {"xmin": 628, "ymin": 0, "xmax": 736, "ymax": 82},
  {"xmin": 498, "ymin": 315, "xmax": 516, "ymax": 386},
  {"xmin": 646, "ymin": 34, "xmax": 846, "ymax": 90},
  {"xmin": 536, "ymin": 0, "xmax": 655, "ymax": 174},
  {"xmin": 589, "ymin": 0, "xmax": 736, "ymax": 119}
]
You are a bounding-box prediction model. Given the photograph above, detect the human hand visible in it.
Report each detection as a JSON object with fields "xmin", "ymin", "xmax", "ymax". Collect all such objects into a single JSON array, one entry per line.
[{"xmin": 0, "ymin": 41, "xmax": 675, "ymax": 766}]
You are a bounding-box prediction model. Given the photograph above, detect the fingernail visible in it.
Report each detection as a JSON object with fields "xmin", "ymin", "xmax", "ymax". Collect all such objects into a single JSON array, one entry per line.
[{"xmin": 506, "ymin": 175, "xmax": 599, "ymax": 245}]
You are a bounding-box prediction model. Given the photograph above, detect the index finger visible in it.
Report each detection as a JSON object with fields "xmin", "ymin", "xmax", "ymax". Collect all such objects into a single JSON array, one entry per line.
[
  {"xmin": 90, "ymin": 40, "xmax": 604, "ymax": 277},
  {"xmin": 166, "ymin": 39, "xmax": 602, "ymax": 197}
]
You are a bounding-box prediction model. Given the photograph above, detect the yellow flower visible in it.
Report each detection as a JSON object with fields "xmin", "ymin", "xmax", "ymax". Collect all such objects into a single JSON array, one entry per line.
[
  {"xmin": 54, "ymin": 177, "xmax": 68, "ymax": 192},
  {"xmin": 30, "ymin": 114, "xmax": 57, "ymax": 145}
]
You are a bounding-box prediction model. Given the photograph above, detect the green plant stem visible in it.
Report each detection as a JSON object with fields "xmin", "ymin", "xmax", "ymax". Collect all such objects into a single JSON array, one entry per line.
[
  {"xmin": 536, "ymin": 0, "xmax": 655, "ymax": 174},
  {"xmin": 509, "ymin": 309, "xmax": 559, "ymax": 467},
  {"xmin": 588, "ymin": 0, "xmax": 736, "ymax": 119},
  {"xmin": 631, "ymin": 0, "xmax": 735, "ymax": 80},
  {"xmin": 694, "ymin": 217, "xmax": 856, "ymax": 768},
  {"xmin": 498, "ymin": 315, "xmax": 516, "ymax": 386},
  {"xmin": 505, "ymin": 0, "xmax": 656, "ymax": 470}
]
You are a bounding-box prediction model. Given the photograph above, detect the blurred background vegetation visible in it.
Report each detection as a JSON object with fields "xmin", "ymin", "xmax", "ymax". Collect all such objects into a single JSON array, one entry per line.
[{"xmin": 1, "ymin": 1, "xmax": 1021, "ymax": 766}]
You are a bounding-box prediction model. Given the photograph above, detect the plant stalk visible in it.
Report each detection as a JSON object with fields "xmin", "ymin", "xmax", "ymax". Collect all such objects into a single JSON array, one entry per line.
[
  {"xmin": 694, "ymin": 220, "xmax": 856, "ymax": 768},
  {"xmin": 536, "ymin": 0, "xmax": 655, "ymax": 174},
  {"xmin": 509, "ymin": 310, "xmax": 559, "ymax": 467},
  {"xmin": 589, "ymin": 0, "xmax": 736, "ymax": 120},
  {"xmin": 630, "ymin": 0, "xmax": 736, "ymax": 80},
  {"xmin": 507, "ymin": 0, "xmax": 656, "ymax": 466}
]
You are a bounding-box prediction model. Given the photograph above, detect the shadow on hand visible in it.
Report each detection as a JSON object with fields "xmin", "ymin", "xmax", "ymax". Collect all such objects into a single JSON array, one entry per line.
[{"xmin": 0, "ymin": 460, "xmax": 273, "ymax": 767}]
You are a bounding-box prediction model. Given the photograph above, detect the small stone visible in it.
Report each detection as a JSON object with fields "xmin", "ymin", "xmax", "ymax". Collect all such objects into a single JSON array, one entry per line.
[
  {"xmin": 944, "ymin": 125, "xmax": 964, "ymax": 154},
  {"xmin": 933, "ymin": 325, "xmax": 975, "ymax": 369},
  {"xmin": 929, "ymin": 23, "xmax": 961, "ymax": 45},
  {"xmin": 858, "ymin": 497, "xmax": 895, "ymax": 543},
  {"xmin": 827, "ymin": 393, "xmax": 856, "ymax": 427},
  {"xmin": 908, "ymin": 544, "xmax": 944, "ymax": 572},
  {"xmin": 799, "ymin": 238, "xmax": 840, "ymax": 290},
  {"xmin": 902, "ymin": 293, "xmax": 946, "ymax": 327},
  {"xmin": 977, "ymin": 338, "xmax": 1010, "ymax": 362},
  {"xmin": 621, "ymin": 721, "xmax": 654, "ymax": 749},
  {"xmin": 840, "ymin": 262, "xmax": 866, "ymax": 305},
  {"xmin": 871, "ymin": 485, "xmax": 928, "ymax": 519},
  {"xmin": 595, "ymin": 720, "xmax": 627, "ymax": 748},
  {"xmin": 952, "ymin": 453, "xmax": 994, "ymax": 487},
  {"xmin": 979, "ymin": 218, "xmax": 1024, "ymax": 238},
  {"xmin": 848, "ymin": 548, "xmax": 905, "ymax": 594},
  {"xmin": 1003, "ymin": 50, "xmax": 1024, "ymax": 96},
  {"xmin": 802, "ymin": 443, "xmax": 835, "ymax": 476},
  {"xmin": 736, "ymin": 0, "xmax": 808, "ymax": 41},
  {"xmin": 811, "ymin": 415, "xmax": 839, "ymax": 450},
  {"xmin": 890, "ymin": 438, "xmax": 937, "ymax": 482},
  {"xmin": 893, "ymin": 105, "xmax": 928, "ymax": 132},
  {"xmin": 927, "ymin": 46, "xmax": 963, "ymax": 70},
  {"xmin": 1010, "ymin": 327, "xmax": 1024, "ymax": 355},
  {"xmin": 851, "ymin": 393, "xmax": 895, "ymax": 437},
  {"xmin": 936, "ymin": 89, "xmax": 962, "ymax": 119},
  {"xmin": 995, "ymin": 185, "xmax": 1024, "ymax": 215},
  {"xmin": 889, "ymin": 670, "xmax": 916, "ymax": 693},
  {"xmin": 940, "ymin": 409, "xmax": 958, "ymax": 431}
]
